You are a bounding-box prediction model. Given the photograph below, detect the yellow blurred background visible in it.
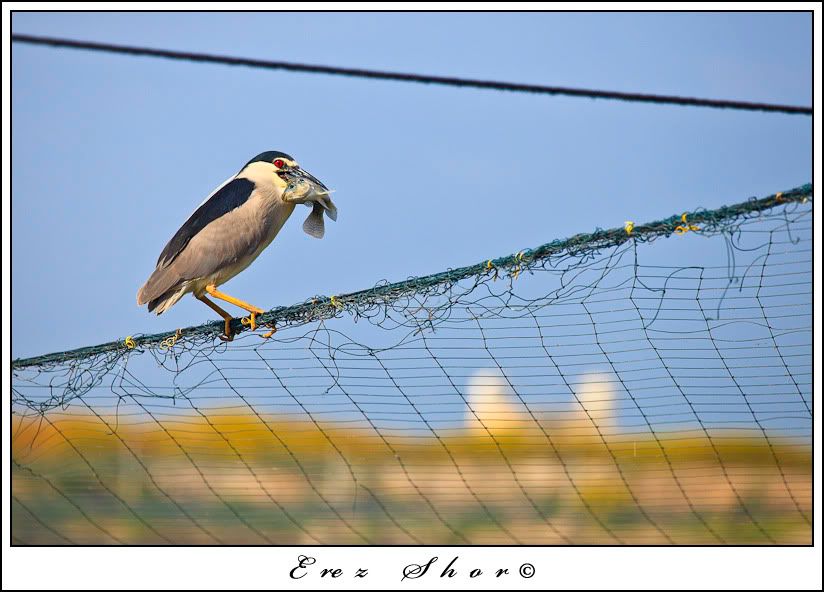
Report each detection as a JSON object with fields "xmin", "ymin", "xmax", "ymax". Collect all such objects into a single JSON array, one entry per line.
[{"xmin": 12, "ymin": 369, "xmax": 811, "ymax": 545}]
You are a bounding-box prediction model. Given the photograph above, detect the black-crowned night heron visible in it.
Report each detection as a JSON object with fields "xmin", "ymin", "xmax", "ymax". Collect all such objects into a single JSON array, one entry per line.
[{"xmin": 137, "ymin": 151, "xmax": 336, "ymax": 341}]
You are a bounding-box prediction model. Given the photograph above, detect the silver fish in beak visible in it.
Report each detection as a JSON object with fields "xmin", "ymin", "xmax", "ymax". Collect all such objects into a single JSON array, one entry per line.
[{"xmin": 281, "ymin": 167, "xmax": 337, "ymax": 239}]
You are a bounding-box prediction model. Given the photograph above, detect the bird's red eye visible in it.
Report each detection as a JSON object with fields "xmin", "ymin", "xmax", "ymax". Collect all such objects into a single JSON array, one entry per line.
[{"xmin": 273, "ymin": 159, "xmax": 285, "ymax": 168}]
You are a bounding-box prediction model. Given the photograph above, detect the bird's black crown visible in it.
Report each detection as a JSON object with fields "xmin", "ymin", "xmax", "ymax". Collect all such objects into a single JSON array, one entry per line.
[{"xmin": 244, "ymin": 151, "xmax": 296, "ymax": 169}]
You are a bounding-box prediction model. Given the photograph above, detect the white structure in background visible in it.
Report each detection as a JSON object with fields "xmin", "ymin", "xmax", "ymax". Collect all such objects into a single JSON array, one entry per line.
[
  {"xmin": 571, "ymin": 372, "xmax": 618, "ymax": 434},
  {"xmin": 464, "ymin": 368, "xmax": 531, "ymax": 434}
]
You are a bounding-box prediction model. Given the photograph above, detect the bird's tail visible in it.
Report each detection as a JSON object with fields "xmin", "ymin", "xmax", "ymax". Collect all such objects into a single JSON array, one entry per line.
[
  {"xmin": 147, "ymin": 286, "xmax": 188, "ymax": 315},
  {"xmin": 138, "ymin": 265, "xmax": 187, "ymax": 314}
]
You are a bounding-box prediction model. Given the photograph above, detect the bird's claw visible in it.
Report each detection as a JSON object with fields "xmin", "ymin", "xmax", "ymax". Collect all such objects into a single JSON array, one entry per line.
[
  {"xmin": 241, "ymin": 313, "xmax": 258, "ymax": 331},
  {"xmin": 241, "ymin": 314, "xmax": 276, "ymax": 338},
  {"xmin": 219, "ymin": 318, "xmax": 235, "ymax": 342}
]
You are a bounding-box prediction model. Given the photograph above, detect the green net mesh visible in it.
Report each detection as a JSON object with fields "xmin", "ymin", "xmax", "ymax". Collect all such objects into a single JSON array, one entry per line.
[{"xmin": 12, "ymin": 185, "xmax": 812, "ymax": 544}]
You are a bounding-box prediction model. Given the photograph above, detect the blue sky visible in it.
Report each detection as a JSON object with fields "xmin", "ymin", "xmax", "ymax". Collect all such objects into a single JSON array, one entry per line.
[{"xmin": 11, "ymin": 11, "xmax": 811, "ymax": 360}]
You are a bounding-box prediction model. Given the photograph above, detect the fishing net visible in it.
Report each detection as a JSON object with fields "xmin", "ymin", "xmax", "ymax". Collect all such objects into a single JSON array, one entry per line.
[{"xmin": 11, "ymin": 185, "xmax": 813, "ymax": 544}]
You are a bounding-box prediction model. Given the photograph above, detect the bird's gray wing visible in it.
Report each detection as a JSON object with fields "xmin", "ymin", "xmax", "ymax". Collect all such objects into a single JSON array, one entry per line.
[
  {"xmin": 168, "ymin": 201, "xmax": 271, "ymax": 281},
  {"xmin": 137, "ymin": 177, "xmax": 256, "ymax": 306},
  {"xmin": 156, "ymin": 177, "xmax": 256, "ymax": 268}
]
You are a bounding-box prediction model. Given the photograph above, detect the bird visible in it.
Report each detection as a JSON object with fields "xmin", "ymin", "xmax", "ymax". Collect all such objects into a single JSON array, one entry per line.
[{"xmin": 137, "ymin": 151, "xmax": 337, "ymax": 341}]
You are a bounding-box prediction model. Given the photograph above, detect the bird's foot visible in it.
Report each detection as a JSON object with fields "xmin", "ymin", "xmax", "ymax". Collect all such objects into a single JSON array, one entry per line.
[
  {"xmin": 219, "ymin": 318, "xmax": 235, "ymax": 342},
  {"xmin": 240, "ymin": 305, "xmax": 265, "ymax": 332},
  {"xmin": 260, "ymin": 323, "xmax": 277, "ymax": 339},
  {"xmin": 241, "ymin": 312, "xmax": 259, "ymax": 331}
]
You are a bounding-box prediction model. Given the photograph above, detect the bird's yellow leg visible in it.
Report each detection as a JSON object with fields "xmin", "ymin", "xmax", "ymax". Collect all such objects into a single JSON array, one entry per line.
[
  {"xmin": 196, "ymin": 294, "xmax": 235, "ymax": 341},
  {"xmin": 205, "ymin": 285, "xmax": 265, "ymax": 331}
]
